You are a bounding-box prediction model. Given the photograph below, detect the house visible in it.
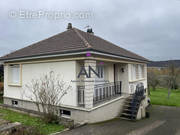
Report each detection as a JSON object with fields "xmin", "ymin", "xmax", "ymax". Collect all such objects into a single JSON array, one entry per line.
[{"xmin": 0, "ymin": 23, "xmax": 149, "ymax": 123}]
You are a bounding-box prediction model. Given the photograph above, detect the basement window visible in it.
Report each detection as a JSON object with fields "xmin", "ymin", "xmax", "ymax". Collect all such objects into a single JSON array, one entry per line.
[
  {"xmin": 8, "ymin": 64, "xmax": 21, "ymax": 86},
  {"xmin": 60, "ymin": 109, "xmax": 71, "ymax": 118},
  {"xmin": 12, "ymin": 100, "xmax": 18, "ymax": 106}
]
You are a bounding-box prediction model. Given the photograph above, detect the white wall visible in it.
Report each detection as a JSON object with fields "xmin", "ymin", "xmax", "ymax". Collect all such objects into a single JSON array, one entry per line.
[
  {"xmin": 107, "ymin": 63, "xmax": 114, "ymax": 82},
  {"xmin": 4, "ymin": 61, "xmax": 77, "ymax": 107},
  {"xmin": 115, "ymin": 63, "xmax": 129, "ymax": 94}
]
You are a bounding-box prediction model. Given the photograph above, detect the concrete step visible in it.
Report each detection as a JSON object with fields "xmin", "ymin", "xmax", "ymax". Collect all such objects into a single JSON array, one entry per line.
[
  {"xmin": 122, "ymin": 110, "xmax": 137, "ymax": 114},
  {"xmin": 126, "ymin": 97, "xmax": 141, "ymax": 102},
  {"xmin": 124, "ymin": 104, "xmax": 131, "ymax": 107},
  {"xmin": 120, "ymin": 115, "xmax": 136, "ymax": 120},
  {"xmin": 124, "ymin": 101, "xmax": 132, "ymax": 104},
  {"xmin": 0, "ymin": 122, "xmax": 21, "ymax": 132},
  {"xmin": 120, "ymin": 116, "xmax": 136, "ymax": 121},
  {"xmin": 121, "ymin": 113, "xmax": 136, "ymax": 117},
  {"xmin": 0, "ymin": 119, "xmax": 9, "ymax": 125},
  {"xmin": 119, "ymin": 117, "xmax": 132, "ymax": 121},
  {"xmin": 123, "ymin": 105, "xmax": 139, "ymax": 110}
]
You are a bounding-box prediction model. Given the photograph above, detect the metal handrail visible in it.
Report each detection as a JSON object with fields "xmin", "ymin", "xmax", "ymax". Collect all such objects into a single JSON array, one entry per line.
[
  {"xmin": 130, "ymin": 86, "xmax": 145, "ymax": 119},
  {"xmin": 77, "ymin": 81, "xmax": 122, "ymax": 106}
]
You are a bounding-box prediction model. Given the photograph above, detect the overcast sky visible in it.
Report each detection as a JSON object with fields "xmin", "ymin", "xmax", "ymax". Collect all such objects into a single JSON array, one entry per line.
[{"xmin": 1, "ymin": 0, "xmax": 180, "ymax": 61}]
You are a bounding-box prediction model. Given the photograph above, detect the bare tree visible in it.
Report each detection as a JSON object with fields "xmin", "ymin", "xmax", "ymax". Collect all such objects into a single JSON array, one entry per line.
[
  {"xmin": 23, "ymin": 71, "xmax": 72, "ymax": 123},
  {"xmin": 165, "ymin": 62, "xmax": 180, "ymax": 99},
  {"xmin": 0, "ymin": 65, "xmax": 3, "ymax": 82},
  {"xmin": 148, "ymin": 69, "xmax": 159, "ymax": 91}
]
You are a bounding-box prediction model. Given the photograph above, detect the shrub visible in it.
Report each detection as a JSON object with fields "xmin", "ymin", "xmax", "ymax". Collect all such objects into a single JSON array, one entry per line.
[
  {"xmin": 0, "ymin": 82, "xmax": 3, "ymax": 93},
  {"xmin": 1, "ymin": 126, "xmax": 43, "ymax": 135},
  {"xmin": 23, "ymin": 71, "xmax": 72, "ymax": 124}
]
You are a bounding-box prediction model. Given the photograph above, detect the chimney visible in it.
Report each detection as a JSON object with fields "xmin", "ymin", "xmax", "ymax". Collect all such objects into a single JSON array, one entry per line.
[
  {"xmin": 87, "ymin": 28, "xmax": 94, "ymax": 34},
  {"xmin": 67, "ymin": 23, "xmax": 72, "ymax": 30}
]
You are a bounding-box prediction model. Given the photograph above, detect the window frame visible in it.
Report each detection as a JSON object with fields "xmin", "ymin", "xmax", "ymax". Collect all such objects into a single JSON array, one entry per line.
[
  {"xmin": 12, "ymin": 100, "xmax": 18, "ymax": 106},
  {"xmin": 60, "ymin": 109, "xmax": 71, "ymax": 118},
  {"xmin": 8, "ymin": 64, "xmax": 22, "ymax": 87},
  {"xmin": 130, "ymin": 64, "xmax": 145, "ymax": 82}
]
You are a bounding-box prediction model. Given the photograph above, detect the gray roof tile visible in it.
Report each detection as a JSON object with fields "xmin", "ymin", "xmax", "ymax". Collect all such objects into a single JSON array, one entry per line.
[{"xmin": 0, "ymin": 27, "xmax": 148, "ymax": 62}]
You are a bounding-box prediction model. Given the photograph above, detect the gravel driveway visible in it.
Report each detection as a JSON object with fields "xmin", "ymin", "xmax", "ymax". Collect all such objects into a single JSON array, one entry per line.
[{"xmin": 59, "ymin": 105, "xmax": 180, "ymax": 135}]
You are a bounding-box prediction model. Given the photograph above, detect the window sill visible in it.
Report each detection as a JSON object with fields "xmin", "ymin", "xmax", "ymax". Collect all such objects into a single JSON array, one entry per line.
[
  {"xmin": 8, "ymin": 84, "xmax": 22, "ymax": 87},
  {"xmin": 129, "ymin": 78, "xmax": 146, "ymax": 83},
  {"xmin": 61, "ymin": 114, "xmax": 71, "ymax": 119}
]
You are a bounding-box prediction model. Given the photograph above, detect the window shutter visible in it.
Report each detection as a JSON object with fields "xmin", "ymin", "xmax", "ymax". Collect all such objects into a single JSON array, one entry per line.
[{"xmin": 10, "ymin": 65, "xmax": 20, "ymax": 84}]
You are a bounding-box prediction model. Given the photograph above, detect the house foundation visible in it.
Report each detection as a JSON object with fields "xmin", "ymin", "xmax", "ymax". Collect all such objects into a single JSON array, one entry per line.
[{"xmin": 3, "ymin": 96, "xmax": 126, "ymax": 123}]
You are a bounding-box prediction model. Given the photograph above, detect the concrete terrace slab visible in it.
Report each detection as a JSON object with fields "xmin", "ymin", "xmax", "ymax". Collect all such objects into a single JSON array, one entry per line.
[{"xmin": 59, "ymin": 105, "xmax": 180, "ymax": 135}]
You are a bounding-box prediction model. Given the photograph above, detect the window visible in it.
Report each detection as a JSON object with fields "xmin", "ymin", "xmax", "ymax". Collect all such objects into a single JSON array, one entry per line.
[
  {"xmin": 135, "ymin": 64, "xmax": 139, "ymax": 79},
  {"xmin": 96, "ymin": 65, "xmax": 104, "ymax": 78},
  {"xmin": 131, "ymin": 64, "xmax": 136, "ymax": 81},
  {"xmin": 141, "ymin": 65, "xmax": 145, "ymax": 78},
  {"xmin": 131, "ymin": 64, "xmax": 145, "ymax": 81},
  {"xmin": 95, "ymin": 65, "xmax": 105, "ymax": 84},
  {"xmin": 9, "ymin": 64, "xmax": 21, "ymax": 85},
  {"xmin": 77, "ymin": 86, "xmax": 84, "ymax": 105},
  {"xmin": 12, "ymin": 100, "xmax": 18, "ymax": 106},
  {"xmin": 60, "ymin": 109, "xmax": 71, "ymax": 118}
]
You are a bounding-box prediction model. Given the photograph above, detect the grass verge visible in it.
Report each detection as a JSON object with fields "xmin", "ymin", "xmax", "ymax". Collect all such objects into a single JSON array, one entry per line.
[
  {"xmin": 150, "ymin": 88, "xmax": 180, "ymax": 107},
  {"xmin": 0, "ymin": 108, "xmax": 64, "ymax": 135}
]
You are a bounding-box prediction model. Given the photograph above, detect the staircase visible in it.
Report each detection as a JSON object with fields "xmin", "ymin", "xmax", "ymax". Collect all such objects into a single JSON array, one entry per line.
[{"xmin": 120, "ymin": 86, "xmax": 146, "ymax": 121}]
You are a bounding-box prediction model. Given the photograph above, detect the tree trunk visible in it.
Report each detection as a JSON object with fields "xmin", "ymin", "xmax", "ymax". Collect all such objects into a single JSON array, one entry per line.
[{"xmin": 167, "ymin": 88, "xmax": 171, "ymax": 99}]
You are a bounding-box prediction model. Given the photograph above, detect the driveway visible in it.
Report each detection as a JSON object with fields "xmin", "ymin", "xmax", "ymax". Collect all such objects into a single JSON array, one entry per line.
[{"xmin": 60, "ymin": 105, "xmax": 180, "ymax": 135}]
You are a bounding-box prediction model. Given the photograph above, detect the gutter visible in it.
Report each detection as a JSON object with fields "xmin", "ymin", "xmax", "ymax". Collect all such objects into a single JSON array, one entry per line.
[{"xmin": 0, "ymin": 48, "xmax": 149, "ymax": 63}]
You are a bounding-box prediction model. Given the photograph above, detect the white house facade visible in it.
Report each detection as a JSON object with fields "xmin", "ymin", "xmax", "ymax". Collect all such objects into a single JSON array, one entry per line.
[{"xmin": 0, "ymin": 24, "xmax": 149, "ymax": 123}]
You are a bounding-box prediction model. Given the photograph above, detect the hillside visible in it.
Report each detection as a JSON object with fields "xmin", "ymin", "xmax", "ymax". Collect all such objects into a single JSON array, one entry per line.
[{"xmin": 148, "ymin": 60, "xmax": 180, "ymax": 67}]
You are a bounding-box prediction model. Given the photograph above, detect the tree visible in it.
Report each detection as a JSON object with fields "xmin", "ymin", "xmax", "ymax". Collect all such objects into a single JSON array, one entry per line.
[
  {"xmin": 0, "ymin": 65, "xmax": 3, "ymax": 82},
  {"xmin": 23, "ymin": 71, "xmax": 72, "ymax": 123},
  {"xmin": 165, "ymin": 62, "xmax": 180, "ymax": 99},
  {"xmin": 148, "ymin": 69, "xmax": 159, "ymax": 91}
]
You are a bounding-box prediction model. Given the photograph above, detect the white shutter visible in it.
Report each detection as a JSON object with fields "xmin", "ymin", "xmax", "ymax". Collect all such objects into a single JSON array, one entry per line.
[
  {"xmin": 10, "ymin": 65, "xmax": 20, "ymax": 84},
  {"xmin": 131, "ymin": 64, "xmax": 136, "ymax": 81},
  {"xmin": 142, "ymin": 65, "xmax": 145, "ymax": 78},
  {"xmin": 139, "ymin": 65, "xmax": 142, "ymax": 79}
]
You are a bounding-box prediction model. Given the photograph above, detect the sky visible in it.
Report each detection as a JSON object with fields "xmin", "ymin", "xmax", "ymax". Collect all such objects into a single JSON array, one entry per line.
[{"xmin": 0, "ymin": 0, "xmax": 180, "ymax": 61}]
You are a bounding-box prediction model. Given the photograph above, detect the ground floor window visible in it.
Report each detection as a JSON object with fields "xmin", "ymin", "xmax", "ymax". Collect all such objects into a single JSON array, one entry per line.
[
  {"xmin": 131, "ymin": 64, "xmax": 145, "ymax": 81},
  {"xmin": 11, "ymin": 100, "xmax": 18, "ymax": 106},
  {"xmin": 60, "ymin": 109, "xmax": 71, "ymax": 118},
  {"xmin": 8, "ymin": 64, "xmax": 21, "ymax": 86}
]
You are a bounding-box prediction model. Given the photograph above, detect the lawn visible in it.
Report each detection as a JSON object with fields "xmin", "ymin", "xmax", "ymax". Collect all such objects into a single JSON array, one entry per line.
[
  {"xmin": 0, "ymin": 108, "xmax": 64, "ymax": 135},
  {"xmin": 150, "ymin": 88, "xmax": 180, "ymax": 107}
]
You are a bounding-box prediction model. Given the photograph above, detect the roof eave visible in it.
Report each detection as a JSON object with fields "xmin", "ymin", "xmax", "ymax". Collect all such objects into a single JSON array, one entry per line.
[{"xmin": 0, "ymin": 48, "xmax": 149, "ymax": 63}]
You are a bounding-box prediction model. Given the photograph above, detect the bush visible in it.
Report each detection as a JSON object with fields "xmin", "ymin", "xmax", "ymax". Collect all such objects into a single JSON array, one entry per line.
[
  {"xmin": 24, "ymin": 71, "xmax": 72, "ymax": 124},
  {"xmin": 0, "ymin": 82, "xmax": 3, "ymax": 93},
  {"xmin": 1, "ymin": 126, "xmax": 43, "ymax": 135},
  {"xmin": 43, "ymin": 113, "xmax": 59, "ymax": 124}
]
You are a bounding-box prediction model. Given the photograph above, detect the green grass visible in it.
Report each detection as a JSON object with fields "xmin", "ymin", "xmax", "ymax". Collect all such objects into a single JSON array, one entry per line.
[
  {"xmin": 0, "ymin": 108, "xmax": 64, "ymax": 135},
  {"xmin": 150, "ymin": 88, "xmax": 180, "ymax": 107}
]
